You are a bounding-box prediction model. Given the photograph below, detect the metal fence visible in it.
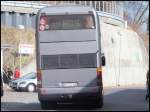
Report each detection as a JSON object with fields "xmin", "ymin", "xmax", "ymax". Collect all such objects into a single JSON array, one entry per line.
[{"xmin": 1, "ymin": 1, "xmax": 124, "ymax": 29}]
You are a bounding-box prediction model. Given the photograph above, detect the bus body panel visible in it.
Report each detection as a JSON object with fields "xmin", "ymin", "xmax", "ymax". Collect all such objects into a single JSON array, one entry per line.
[
  {"xmin": 39, "ymin": 5, "xmax": 97, "ymax": 15},
  {"xmin": 38, "ymin": 87, "xmax": 101, "ymax": 102},
  {"xmin": 39, "ymin": 30, "xmax": 96, "ymax": 42},
  {"xmin": 41, "ymin": 68, "xmax": 97, "ymax": 88},
  {"xmin": 39, "ymin": 41, "xmax": 97, "ymax": 55}
]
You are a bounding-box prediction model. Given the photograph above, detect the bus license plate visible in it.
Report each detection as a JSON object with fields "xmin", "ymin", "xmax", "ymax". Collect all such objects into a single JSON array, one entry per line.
[{"xmin": 62, "ymin": 82, "xmax": 77, "ymax": 87}]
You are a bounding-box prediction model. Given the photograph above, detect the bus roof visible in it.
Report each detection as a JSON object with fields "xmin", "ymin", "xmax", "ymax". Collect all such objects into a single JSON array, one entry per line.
[{"xmin": 38, "ymin": 5, "xmax": 95, "ymax": 15}]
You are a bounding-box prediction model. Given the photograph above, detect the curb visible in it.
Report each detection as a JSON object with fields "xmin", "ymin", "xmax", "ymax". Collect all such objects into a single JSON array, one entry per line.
[{"xmin": 3, "ymin": 84, "xmax": 12, "ymax": 91}]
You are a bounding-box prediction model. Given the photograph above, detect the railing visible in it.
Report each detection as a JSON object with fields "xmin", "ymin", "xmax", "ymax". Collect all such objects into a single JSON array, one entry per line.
[
  {"xmin": 97, "ymin": 11, "xmax": 124, "ymax": 23},
  {"xmin": 1, "ymin": 1, "xmax": 50, "ymax": 9},
  {"xmin": 61, "ymin": 1, "xmax": 124, "ymax": 19},
  {"xmin": 1, "ymin": 1, "xmax": 124, "ymax": 28},
  {"xmin": 1, "ymin": 1, "xmax": 124, "ymax": 19}
]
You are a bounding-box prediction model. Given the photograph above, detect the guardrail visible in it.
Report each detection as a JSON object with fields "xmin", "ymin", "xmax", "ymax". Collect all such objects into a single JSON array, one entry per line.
[
  {"xmin": 97, "ymin": 11, "xmax": 124, "ymax": 23},
  {"xmin": 1, "ymin": 1, "xmax": 125, "ymax": 28},
  {"xmin": 1, "ymin": 1, "xmax": 123, "ymax": 19},
  {"xmin": 1, "ymin": 1, "xmax": 50, "ymax": 9}
]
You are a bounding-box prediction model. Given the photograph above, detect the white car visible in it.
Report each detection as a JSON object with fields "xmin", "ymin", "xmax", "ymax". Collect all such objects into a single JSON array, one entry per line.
[{"xmin": 9, "ymin": 72, "xmax": 37, "ymax": 92}]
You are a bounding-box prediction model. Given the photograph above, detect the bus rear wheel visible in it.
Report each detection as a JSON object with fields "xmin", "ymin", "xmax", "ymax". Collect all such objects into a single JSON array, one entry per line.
[
  {"xmin": 40, "ymin": 101, "xmax": 49, "ymax": 109},
  {"xmin": 40, "ymin": 101, "xmax": 57, "ymax": 109},
  {"xmin": 95, "ymin": 94, "xmax": 103, "ymax": 108}
]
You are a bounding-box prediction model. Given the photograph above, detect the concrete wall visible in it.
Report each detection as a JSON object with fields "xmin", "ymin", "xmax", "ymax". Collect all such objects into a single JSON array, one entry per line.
[
  {"xmin": 100, "ymin": 22, "xmax": 149, "ymax": 86},
  {"xmin": 1, "ymin": 11, "xmax": 36, "ymax": 28}
]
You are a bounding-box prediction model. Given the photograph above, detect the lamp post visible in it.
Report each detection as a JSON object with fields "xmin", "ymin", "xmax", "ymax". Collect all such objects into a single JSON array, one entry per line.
[{"xmin": 17, "ymin": 25, "xmax": 24, "ymax": 76}]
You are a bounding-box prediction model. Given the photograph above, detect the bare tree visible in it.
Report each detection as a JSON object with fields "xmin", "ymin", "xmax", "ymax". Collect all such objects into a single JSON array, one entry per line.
[
  {"xmin": 123, "ymin": 1, "xmax": 149, "ymax": 33},
  {"xmin": 123, "ymin": 1, "xmax": 149, "ymax": 54}
]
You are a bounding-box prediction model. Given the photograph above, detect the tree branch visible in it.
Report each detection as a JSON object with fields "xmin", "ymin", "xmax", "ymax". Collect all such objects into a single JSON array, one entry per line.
[{"xmin": 136, "ymin": 3, "xmax": 149, "ymax": 24}]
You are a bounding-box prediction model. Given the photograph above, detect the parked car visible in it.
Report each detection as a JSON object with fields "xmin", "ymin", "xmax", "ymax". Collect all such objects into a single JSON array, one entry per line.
[{"xmin": 9, "ymin": 72, "xmax": 37, "ymax": 92}]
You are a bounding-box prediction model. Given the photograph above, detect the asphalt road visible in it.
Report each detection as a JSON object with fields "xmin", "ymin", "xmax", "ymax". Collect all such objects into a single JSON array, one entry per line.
[{"xmin": 1, "ymin": 85, "xmax": 149, "ymax": 111}]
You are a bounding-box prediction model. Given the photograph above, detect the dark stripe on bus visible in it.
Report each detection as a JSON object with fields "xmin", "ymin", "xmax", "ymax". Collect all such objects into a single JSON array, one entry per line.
[
  {"xmin": 40, "ymin": 40, "xmax": 96, "ymax": 43},
  {"xmin": 41, "ymin": 53, "xmax": 97, "ymax": 70}
]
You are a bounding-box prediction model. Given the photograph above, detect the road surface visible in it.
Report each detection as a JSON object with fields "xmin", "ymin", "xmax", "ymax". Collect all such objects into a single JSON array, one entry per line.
[{"xmin": 1, "ymin": 85, "xmax": 149, "ymax": 111}]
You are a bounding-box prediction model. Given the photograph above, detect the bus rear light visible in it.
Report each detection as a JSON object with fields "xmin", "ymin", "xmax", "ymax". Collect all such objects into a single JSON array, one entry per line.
[
  {"xmin": 39, "ymin": 25, "xmax": 45, "ymax": 31},
  {"xmin": 40, "ymin": 16, "xmax": 48, "ymax": 25},
  {"xmin": 37, "ymin": 70, "xmax": 42, "ymax": 81},
  {"xmin": 97, "ymin": 67, "xmax": 102, "ymax": 76},
  {"xmin": 37, "ymin": 70, "xmax": 42, "ymax": 88},
  {"xmin": 97, "ymin": 67, "xmax": 103, "ymax": 86},
  {"xmin": 39, "ymin": 16, "xmax": 48, "ymax": 31}
]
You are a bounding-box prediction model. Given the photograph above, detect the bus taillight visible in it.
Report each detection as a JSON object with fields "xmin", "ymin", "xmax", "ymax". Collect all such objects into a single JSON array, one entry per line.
[
  {"xmin": 97, "ymin": 67, "xmax": 103, "ymax": 86},
  {"xmin": 37, "ymin": 70, "xmax": 42, "ymax": 88},
  {"xmin": 39, "ymin": 16, "xmax": 48, "ymax": 31},
  {"xmin": 97, "ymin": 67, "xmax": 102, "ymax": 76}
]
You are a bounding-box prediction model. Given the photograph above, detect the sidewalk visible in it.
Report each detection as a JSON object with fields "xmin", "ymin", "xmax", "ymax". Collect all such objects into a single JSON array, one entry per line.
[
  {"xmin": 104, "ymin": 84, "xmax": 146, "ymax": 89},
  {"xmin": 3, "ymin": 83, "xmax": 12, "ymax": 91}
]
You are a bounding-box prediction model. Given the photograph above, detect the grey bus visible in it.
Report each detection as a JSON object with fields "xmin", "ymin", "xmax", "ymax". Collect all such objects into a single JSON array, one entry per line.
[{"xmin": 35, "ymin": 5, "xmax": 105, "ymax": 109}]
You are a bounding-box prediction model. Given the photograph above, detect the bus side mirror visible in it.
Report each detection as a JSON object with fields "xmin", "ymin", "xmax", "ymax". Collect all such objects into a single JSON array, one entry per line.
[{"xmin": 101, "ymin": 55, "xmax": 106, "ymax": 66}]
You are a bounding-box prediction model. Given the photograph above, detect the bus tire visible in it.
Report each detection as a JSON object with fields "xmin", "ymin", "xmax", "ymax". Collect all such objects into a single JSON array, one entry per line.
[
  {"xmin": 95, "ymin": 94, "xmax": 103, "ymax": 108},
  {"xmin": 40, "ymin": 101, "xmax": 49, "ymax": 109}
]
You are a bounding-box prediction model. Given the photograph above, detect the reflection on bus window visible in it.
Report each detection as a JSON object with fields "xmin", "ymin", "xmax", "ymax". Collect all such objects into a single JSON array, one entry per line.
[
  {"xmin": 39, "ymin": 14, "xmax": 95, "ymax": 31},
  {"xmin": 83, "ymin": 15, "xmax": 95, "ymax": 29}
]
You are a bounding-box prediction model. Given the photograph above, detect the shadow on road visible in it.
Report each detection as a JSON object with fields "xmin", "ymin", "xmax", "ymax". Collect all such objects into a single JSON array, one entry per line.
[
  {"xmin": 1, "ymin": 88, "xmax": 149, "ymax": 111},
  {"xmin": 103, "ymin": 88, "xmax": 148, "ymax": 110},
  {"xmin": 1, "ymin": 102, "xmax": 97, "ymax": 110},
  {"xmin": 1, "ymin": 102, "xmax": 41, "ymax": 110}
]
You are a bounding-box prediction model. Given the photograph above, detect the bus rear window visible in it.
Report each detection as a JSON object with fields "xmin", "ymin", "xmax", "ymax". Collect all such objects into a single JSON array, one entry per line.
[{"xmin": 39, "ymin": 14, "xmax": 95, "ymax": 31}]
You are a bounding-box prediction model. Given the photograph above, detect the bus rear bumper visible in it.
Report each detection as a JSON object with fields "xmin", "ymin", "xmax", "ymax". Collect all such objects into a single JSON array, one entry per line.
[{"xmin": 38, "ymin": 86, "xmax": 103, "ymax": 102}]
